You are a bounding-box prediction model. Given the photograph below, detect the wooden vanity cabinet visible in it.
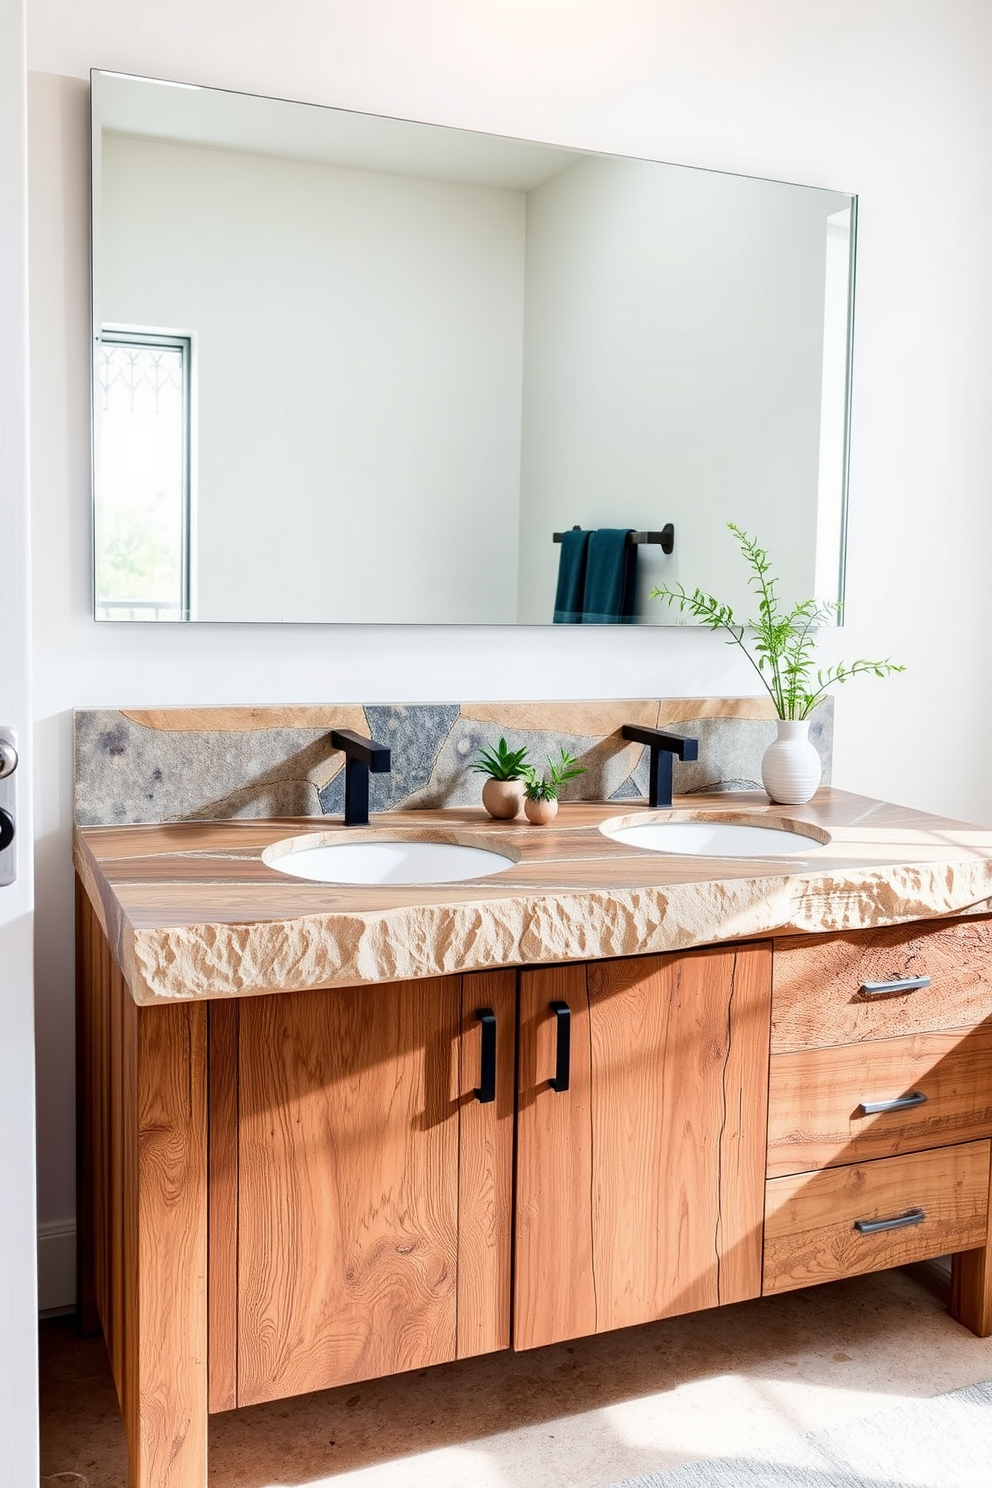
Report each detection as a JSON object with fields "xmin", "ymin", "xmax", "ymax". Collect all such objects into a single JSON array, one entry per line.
[
  {"xmin": 213, "ymin": 969, "xmax": 516, "ymax": 1410},
  {"xmin": 764, "ymin": 918, "xmax": 992, "ymax": 1330},
  {"xmin": 223, "ymin": 941, "xmax": 773, "ymax": 1394},
  {"xmin": 76, "ymin": 883, "xmax": 992, "ymax": 1488},
  {"xmin": 514, "ymin": 943, "xmax": 772, "ymax": 1349}
]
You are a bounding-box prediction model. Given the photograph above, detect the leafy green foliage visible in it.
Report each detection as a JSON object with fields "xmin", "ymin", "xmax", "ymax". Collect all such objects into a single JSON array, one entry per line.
[
  {"xmin": 652, "ymin": 524, "xmax": 904, "ymax": 720},
  {"xmin": 523, "ymin": 749, "xmax": 586, "ymax": 801},
  {"xmin": 471, "ymin": 737, "xmax": 531, "ymax": 781},
  {"xmin": 96, "ymin": 495, "xmax": 180, "ymax": 604}
]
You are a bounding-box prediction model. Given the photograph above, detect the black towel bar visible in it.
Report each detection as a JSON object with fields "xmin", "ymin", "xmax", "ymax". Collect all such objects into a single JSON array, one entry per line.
[{"xmin": 552, "ymin": 523, "xmax": 674, "ymax": 554}]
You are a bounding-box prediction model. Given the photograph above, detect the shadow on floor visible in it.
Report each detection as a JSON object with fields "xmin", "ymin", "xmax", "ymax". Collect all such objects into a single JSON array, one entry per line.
[{"xmin": 40, "ymin": 1264, "xmax": 981, "ymax": 1488}]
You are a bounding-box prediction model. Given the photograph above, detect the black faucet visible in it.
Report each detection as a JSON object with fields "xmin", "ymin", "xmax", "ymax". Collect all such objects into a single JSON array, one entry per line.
[
  {"xmin": 329, "ymin": 729, "xmax": 392, "ymax": 826},
  {"xmin": 622, "ymin": 725, "xmax": 699, "ymax": 808}
]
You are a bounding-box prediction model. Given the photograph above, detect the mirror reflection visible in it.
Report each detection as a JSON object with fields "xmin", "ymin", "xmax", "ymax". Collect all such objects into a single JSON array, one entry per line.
[{"xmin": 91, "ymin": 71, "xmax": 855, "ymax": 625}]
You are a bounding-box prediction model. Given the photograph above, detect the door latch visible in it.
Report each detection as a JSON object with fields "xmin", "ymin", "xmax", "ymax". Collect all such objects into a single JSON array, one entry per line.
[{"xmin": 0, "ymin": 728, "xmax": 18, "ymax": 886}]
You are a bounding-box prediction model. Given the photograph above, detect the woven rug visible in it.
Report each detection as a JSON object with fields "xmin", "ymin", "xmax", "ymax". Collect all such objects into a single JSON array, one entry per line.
[{"xmin": 609, "ymin": 1377, "xmax": 992, "ymax": 1488}]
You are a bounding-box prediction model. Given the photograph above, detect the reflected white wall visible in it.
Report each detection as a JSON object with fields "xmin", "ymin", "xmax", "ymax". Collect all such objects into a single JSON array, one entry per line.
[
  {"xmin": 101, "ymin": 134, "xmax": 526, "ymax": 622},
  {"xmin": 518, "ymin": 156, "xmax": 849, "ymax": 623}
]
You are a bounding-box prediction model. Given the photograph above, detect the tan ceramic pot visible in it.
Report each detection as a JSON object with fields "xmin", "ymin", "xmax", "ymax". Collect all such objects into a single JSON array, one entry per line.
[
  {"xmin": 482, "ymin": 778, "xmax": 525, "ymax": 819},
  {"xmin": 524, "ymin": 795, "xmax": 558, "ymax": 826}
]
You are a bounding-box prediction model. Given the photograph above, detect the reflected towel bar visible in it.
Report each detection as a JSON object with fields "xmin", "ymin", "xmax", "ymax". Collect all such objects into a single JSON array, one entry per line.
[{"xmin": 552, "ymin": 523, "xmax": 675, "ymax": 554}]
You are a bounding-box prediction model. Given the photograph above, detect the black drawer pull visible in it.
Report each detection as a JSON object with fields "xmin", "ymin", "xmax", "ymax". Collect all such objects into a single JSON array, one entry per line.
[
  {"xmin": 549, "ymin": 1001, "xmax": 571, "ymax": 1093},
  {"xmin": 859, "ymin": 975, "xmax": 931, "ymax": 998},
  {"xmin": 854, "ymin": 1206, "xmax": 925, "ymax": 1235},
  {"xmin": 473, "ymin": 1008, "xmax": 497, "ymax": 1104},
  {"xmin": 858, "ymin": 1091, "xmax": 929, "ymax": 1116}
]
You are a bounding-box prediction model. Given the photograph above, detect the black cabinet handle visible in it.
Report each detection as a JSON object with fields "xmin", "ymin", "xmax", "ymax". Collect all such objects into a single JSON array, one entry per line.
[
  {"xmin": 854, "ymin": 1206, "xmax": 925, "ymax": 1235},
  {"xmin": 0, "ymin": 809, "xmax": 13, "ymax": 853},
  {"xmin": 860, "ymin": 975, "xmax": 931, "ymax": 997},
  {"xmin": 858, "ymin": 1091, "xmax": 928, "ymax": 1116},
  {"xmin": 474, "ymin": 1008, "xmax": 496, "ymax": 1104},
  {"xmin": 549, "ymin": 1001, "xmax": 570, "ymax": 1093}
]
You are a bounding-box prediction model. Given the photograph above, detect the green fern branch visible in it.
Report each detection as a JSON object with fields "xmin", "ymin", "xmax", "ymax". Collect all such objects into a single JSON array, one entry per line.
[{"xmin": 652, "ymin": 525, "xmax": 904, "ymax": 720}]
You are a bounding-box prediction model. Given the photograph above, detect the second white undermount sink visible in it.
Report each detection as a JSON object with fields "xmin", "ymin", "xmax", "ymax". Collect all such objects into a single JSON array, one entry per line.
[
  {"xmin": 266, "ymin": 837, "xmax": 517, "ymax": 886},
  {"xmin": 601, "ymin": 817, "xmax": 827, "ymax": 858}
]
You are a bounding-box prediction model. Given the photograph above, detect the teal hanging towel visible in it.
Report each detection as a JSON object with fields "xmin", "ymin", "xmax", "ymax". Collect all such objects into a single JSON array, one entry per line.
[
  {"xmin": 553, "ymin": 528, "xmax": 592, "ymax": 623},
  {"xmin": 582, "ymin": 529, "xmax": 637, "ymax": 623}
]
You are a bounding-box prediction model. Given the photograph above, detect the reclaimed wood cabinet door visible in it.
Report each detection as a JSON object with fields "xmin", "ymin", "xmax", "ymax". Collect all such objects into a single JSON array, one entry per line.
[
  {"xmin": 234, "ymin": 970, "xmax": 514, "ymax": 1407},
  {"xmin": 514, "ymin": 943, "xmax": 772, "ymax": 1350}
]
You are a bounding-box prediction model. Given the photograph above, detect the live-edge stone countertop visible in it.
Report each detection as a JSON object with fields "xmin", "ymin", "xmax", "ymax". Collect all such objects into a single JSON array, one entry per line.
[{"xmin": 73, "ymin": 789, "xmax": 992, "ymax": 1006}]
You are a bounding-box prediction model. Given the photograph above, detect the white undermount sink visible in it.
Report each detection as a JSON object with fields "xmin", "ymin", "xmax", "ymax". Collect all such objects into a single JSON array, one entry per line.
[
  {"xmin": 600, "ymin": 816, "xmax": 828, "ymax": 858},
  {"xmin": 265, "ymin": 837, "xmax": 518, "ymax": 885}
]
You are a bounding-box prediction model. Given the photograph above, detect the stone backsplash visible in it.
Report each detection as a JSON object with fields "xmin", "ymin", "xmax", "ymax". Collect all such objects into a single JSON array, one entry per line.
[{"xmin": 73, "ymin": 697, "xmax": 833, "ymax": 826}]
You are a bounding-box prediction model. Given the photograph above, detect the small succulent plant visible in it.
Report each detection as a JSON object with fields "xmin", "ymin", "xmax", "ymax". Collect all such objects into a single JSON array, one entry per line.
[
  {"xmin": 523, "ymin": 749, "xmax": 586, "ymax": 802},
  {"xmin": 471, "ymin": 737, "xmax": 531, "ymax": 781}
]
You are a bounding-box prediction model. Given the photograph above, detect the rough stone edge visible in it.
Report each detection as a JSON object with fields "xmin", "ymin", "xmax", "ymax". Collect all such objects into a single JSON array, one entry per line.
[{"xmin": 119, "ymin": 859, "xmax": 992, "ymax": 1005}]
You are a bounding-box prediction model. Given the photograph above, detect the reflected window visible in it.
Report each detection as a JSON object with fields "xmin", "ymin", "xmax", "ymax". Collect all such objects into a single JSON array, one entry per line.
[{"xmin": 95, "ymin": 330, "xmax": 190, "ymax": 620}]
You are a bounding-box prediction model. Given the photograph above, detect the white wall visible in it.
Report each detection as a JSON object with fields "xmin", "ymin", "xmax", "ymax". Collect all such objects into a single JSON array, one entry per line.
[
  {"xmin": 1, "ymin": 0, "xmax": 39, "ymax": 1471},
  {"xmin": 26, "ymin": 1, "xmax": 992, "ymax": 1288},
  {"xmin": 100, "ymin": 132, "xmax": 527, "ymax": 622},
  {"xmin": 517, "ymin": 154, "xmax": 846, "ymax": 622}
]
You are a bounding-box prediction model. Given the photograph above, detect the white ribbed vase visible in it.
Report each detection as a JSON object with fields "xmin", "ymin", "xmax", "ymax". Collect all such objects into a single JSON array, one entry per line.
[{"xmin": 761, "ymin": 719, "xmax": 821, "ymax": 805}]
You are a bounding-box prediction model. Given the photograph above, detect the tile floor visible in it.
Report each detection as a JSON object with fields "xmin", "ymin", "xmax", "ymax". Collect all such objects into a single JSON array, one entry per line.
[{"xmin": 40, "ymin": 1264, "xmax": 992, "ymax": 1488}]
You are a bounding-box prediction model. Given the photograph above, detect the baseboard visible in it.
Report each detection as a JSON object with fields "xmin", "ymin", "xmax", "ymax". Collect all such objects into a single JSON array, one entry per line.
[{"xmin": 38, "ymin": 1220, "xmax": 76, "ymax": 1316}]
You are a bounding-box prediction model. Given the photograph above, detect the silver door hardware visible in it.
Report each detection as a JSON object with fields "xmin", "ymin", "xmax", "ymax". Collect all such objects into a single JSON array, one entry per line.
[
  {"xmin": 0, "ymin": 736, "xmax": 16, "ymax": 779},
  {"xmin": 0, "ymin": 728, "xmax": 17, "ymax": 887}
]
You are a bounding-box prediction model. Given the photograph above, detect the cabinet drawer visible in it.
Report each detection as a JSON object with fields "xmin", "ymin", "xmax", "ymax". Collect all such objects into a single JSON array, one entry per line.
[
  {"xmin": 767, "ymin": 1026, "xmax": 992, "ymax": 1176},
  {"xmin": 772, "ymin": 918, "xmax": 992, "ymax": 1052},
  {"xmin": 763, "ymin": 1140, "xmax": 991, "ymax": 1295}
]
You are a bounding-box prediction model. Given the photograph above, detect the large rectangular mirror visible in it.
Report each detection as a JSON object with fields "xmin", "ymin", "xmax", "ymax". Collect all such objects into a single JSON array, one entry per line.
[{"xmin": 91, "ymin": 70, "xmax": 855, "ymax": 625}]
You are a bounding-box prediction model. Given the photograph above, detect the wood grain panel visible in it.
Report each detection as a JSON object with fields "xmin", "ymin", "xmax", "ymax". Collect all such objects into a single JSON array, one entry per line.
[
  {"xmin": 94, "ymin": 922, "xmax": 112, "ymax": 1344},
  {"xmin": 119, "ymin": 969, "xmax": 138, "ymax": 1461},
  {"xmin": 772, "ymin": 919, "xmax": 992, "ymax": 1052},
  {"xmin": 208, "ymin": 1001, "xmax": 240, "ymax": 1412},
  {"xmin": 514, "ymin": 965, "xmax": 595, "ymax": 1351},
  {"xmin": 768, "ymin": 1027, "xmax": 992, "ymax": 1176},
  {"xmin": 238, "ymin": 979, "xmax": 461, "ymax": 1405},
  {"xmin": 586, "ymin": 946, "xmax": 770, "ymax": 1332},
  {"xmin": 107, "ymin": 952, "xmax": 125, "ymax": 1393},
  {"xmin": 77, "ymin": 885, "xmax": 211, "ymax": 1487},
  {"xmin": 88, "ymin": 914, "xmax": 104, "ymax": 1332},
  {"xmin": 76, "ymin": 888, "xmax": 130, "ymax": 1407},
  {"xmin": 129, "ymin": 1000, "xmax": 209, "ymax": 1488},
  {"xmin": 950, "ymin": 1148, "xmax": 992, "ymax": 1338},
  {"xmin": 457, "ymin": 971, "xmax": 515, "ymax": 1359},
  {"xmin": 763, "ymin": 1141, "xmax": 991, "ymax": 1295},
  {"xmin": 74, "ymin": 877, "xmax": 100, "ymax": 1336},
  {"xmin": 716, "ymin": 942, "xmax": 774, "ymax": 1303}
]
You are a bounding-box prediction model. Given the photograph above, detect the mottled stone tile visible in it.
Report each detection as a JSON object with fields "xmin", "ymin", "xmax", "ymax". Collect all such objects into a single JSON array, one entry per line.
[
  {"xmin": 611, "ymin": 768, "xmax": 648, "ymax": 800},
  {"xmin": 364, "ymin": 703, "xmax": 462, "ymax": 812},
  {"xmin": 679, "ymin": 701, "xmax": 833, "ymax": 795},
  {"xmin": 74, "ymin": 698, "xmax": 833, "ymax": 824},
  {"xmin": 404, "ymin": 718, "xmax": 636, "ymax": 811},
  {"xmin": 74, "ymin": 711, "xmax": 334, "ymax": 825}
]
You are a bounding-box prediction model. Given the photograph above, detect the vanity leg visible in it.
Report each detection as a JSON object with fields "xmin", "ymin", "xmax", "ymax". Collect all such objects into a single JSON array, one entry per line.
[
  {"xmin": 123, "ymin": 999, "xmax": 209, "ymax": 1488},
  {"xmin": 950, "ymin": 1152, "xmax": 992, "ymax": 1337},
  {"xmin": 950, "ymin": 1246, "xmax": 992, "ymax": 1337}
]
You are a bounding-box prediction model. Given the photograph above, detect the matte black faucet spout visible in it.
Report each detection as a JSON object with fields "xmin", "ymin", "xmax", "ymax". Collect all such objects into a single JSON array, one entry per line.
[
  {"xmin": 622, "ymin": 725, "xmax": 699, "ymax": 809},
  {"xmin": 330, "ymin": 729, "xmax": 392, "ymax": 826}
]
